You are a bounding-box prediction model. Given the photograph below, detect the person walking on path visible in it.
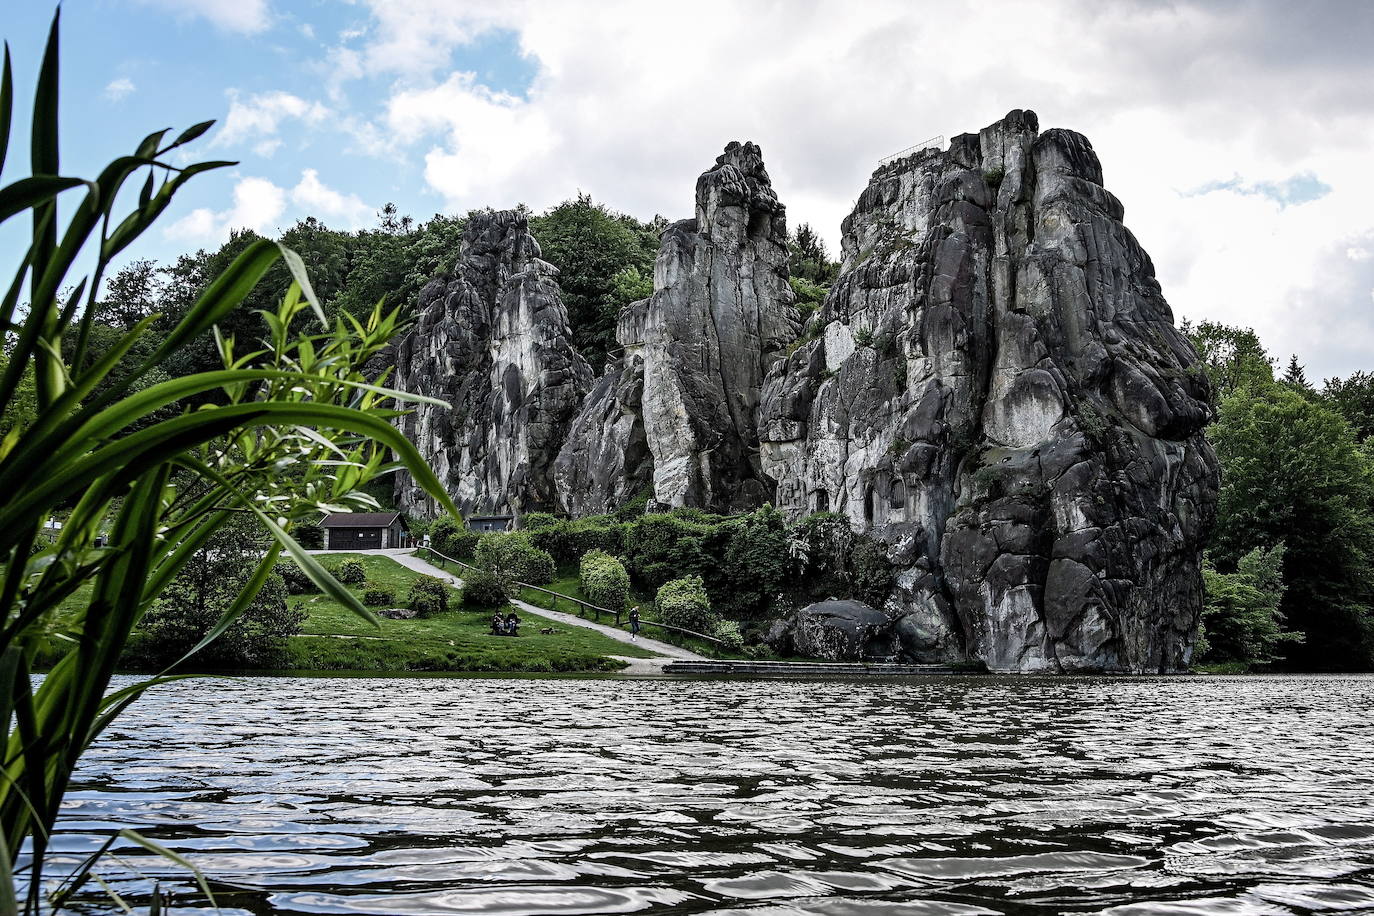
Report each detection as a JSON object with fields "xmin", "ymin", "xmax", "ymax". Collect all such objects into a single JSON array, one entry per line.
[{"xmin": 628, "ymin": 605, "xmax": 641, "ymax": 640}]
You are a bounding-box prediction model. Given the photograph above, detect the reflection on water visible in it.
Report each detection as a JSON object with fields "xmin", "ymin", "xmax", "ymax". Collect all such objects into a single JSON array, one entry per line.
[{"xmin": 52, "ymin": 674, "xmax": 1374, "ymax": 914}]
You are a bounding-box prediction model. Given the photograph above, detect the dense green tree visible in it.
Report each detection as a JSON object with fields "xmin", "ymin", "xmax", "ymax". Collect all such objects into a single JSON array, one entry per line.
[
  {"xmin": 1197, "ymin": 544, "xmax": 1300, "ymax": 667},
  {"xmin": 788, "ymin": 222, "xmax": 839, "ymax": 284},
  {"xmin": 1184, "ymin": 319, "xmax": 1274, "ymax": 398},
  {"xmin": 1209, "ymin": 384, "xmax": 1374, "ymax": 669},
  {"xmin": 1282, "ymin": 354, "xmax": 1313, "ymax": 394},
  {"xmin": 530, "ymin": 194, "xmax": 661, "ymax": 369},
  {"xmin": 124, "ymin": 515, "xmax": 305, "ymax": 670},
  {"xmin": 1323, "ymin": 370, "xmax": 1374, "ymax": 441}
]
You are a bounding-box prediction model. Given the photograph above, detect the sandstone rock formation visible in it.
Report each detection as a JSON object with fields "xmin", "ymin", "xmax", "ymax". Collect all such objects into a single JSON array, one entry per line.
[
  {"xmin": 392, "ymin": 210, "xmax": 592, "ymax": 517},
  {"xmin": 758, "ymin": 110, "xmax": 1218, "ymax": 673},
  {"xmin": 555, "ymin": 142, "xmax": 800, "ymax": 514}
]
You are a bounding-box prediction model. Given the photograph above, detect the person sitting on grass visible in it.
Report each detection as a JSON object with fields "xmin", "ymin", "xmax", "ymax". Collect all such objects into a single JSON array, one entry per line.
[
  {"xmin": 490, "ymin": 611, "xmax": 505, "ymax": 636},
  {"xmin": 505, "ymin": 609, "xmax": 521, "ymax": 636}
]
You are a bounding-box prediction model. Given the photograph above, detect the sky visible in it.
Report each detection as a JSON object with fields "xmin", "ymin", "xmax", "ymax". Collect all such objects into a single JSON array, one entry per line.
[{"xmin": 5, "ymin": 0, "xmax": 1374, "ymax": 380}]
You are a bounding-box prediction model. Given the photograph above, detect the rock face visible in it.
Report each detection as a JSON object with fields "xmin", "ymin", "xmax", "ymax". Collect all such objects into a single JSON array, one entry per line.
[
  {"xmin": 767, "ymin": 600, "xmax": 898, "ymax": 661},
  {"xmin": 555, "ymin": 142, "xmax": 800, "ymax": 514},
  {"xmin": 392, "ymin": 210, "xmax": 593, "ymax": 518},
  {"xmin": 758, "ymin": 110, "xmax": 1218, "ymax": 673}
]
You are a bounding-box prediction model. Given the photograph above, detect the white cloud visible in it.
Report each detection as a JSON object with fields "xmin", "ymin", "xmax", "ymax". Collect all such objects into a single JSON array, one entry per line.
[
  {"xmin": 221, "ymin": 0, "xmax": 1374, "ymax": 378},
  {"xmin": 291, "ymin": 169, "xmax": 374, "ymax": 229},
  {"xmin": 104, "ymin": 78, "xmax": 135, "ymax": 102},
  {"xmin": 213, "ymin": 90, "xmax": 330, "ymax": 149},
  {"xmin": 165, "ymin": 176, "xmax": 286, "ymax": 243},
  {"xmin": 136, "ymin": 0, "xmax": 272, "ymax": 34}
]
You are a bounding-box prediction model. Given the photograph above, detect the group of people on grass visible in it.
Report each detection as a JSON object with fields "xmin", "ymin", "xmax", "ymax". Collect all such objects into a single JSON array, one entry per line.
[{"xmin": 490, "ymin": 610, "xmax": 521, "ymax": 636}]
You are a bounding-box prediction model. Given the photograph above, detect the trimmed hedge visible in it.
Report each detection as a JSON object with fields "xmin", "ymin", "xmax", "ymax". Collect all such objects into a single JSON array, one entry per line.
[
  {"xmin": 656, "ymin": 575, "xmax": 719, "ymax": 634},
  {"xmin": 475, "ymin": 532, "xmax": 555, "ymax": 585},
  {"xmin": 579, "ymin": 549, "xmax": 630, "ymax": 611},
  {"xmin": 527, "ymin": 517, "xmax": 627, "ymax": 566}
]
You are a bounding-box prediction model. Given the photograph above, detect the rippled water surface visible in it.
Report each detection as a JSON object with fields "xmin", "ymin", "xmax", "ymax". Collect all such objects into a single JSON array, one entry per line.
[{"xmin": 53, "ymin": 674, "xmax": 1374, "ymax": 914}]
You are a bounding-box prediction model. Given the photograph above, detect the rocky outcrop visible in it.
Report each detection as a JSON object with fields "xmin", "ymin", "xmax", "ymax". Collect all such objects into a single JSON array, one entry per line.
[
  {"xmin": 767, "ymin": 600, "xmax": 898, "ymax": 661},
  {"xmin": 392, "ymin": 210, "xmax": 592, "ymax": 518},
  {"xmin": 555, "ymin": 142, "xmax": 800, "ymax": 515},
  {"xmin": 758, "ymin": 110, "xmax": 1218, "ymax": 673}
]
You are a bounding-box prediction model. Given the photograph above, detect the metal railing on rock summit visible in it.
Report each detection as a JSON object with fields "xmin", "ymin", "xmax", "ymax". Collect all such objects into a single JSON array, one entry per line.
[
  {"xmin": 878, "ymin": 135, "xmax": 945, "ymax": 168},
  {"xmin": 414, "ymin": 546, "xmax": 723, "ymax": 646}
]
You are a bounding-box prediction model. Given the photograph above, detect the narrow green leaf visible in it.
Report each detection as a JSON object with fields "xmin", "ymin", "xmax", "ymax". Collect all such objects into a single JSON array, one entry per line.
[
  {"xmin": 30, "ymin": 9, "xmax": 60, "ymax": 282},
  {"xmin": 277, "ymin": 244, "xmax": 327, "ymax": 324},
  {"xmin": 0, "ymin": 175, "xmax": 85, "ymax": 224},
  {"xmin": 118, "ymin": 829, "xmax": 218, "ymax": 910},
  {"xmin": 0, "ymin": 43, "xmax": 12, "ymax": 179},
  {"xmin": 168, "ymin": 119, "xmax": 215, "ymax": 150}
]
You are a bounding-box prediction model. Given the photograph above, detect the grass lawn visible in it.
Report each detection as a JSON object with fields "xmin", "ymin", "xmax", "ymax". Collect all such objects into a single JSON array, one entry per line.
[{"xmin": 286, "ymin": 553, "xmax": 658, "ymax": 673}]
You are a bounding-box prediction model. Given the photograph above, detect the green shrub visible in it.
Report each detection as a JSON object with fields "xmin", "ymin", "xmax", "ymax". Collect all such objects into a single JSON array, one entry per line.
[
  {"xmin": 656, "ymin": 575, "xmax": 720, "ymax": 634},
  {"xmin": 527, "ymin": 517, "xmax": 627, "ymax": 565},
  {"xmin": 430, "ymin": 514, "xmax": 479, "ymax": 559},
  {"xmin": 579, "ymin": 550, "xmax": 631, "ymax": 611},
  {"xmin": 334, "ymin": 560, "xmax": 367, "ymax": 586},
  {"xmin": 712, "ymin": 506, "xmax": 789, "ymax": 617},
  {"xmin": 407, "ymin": 576, "xmax": 451, "ymax": 617},
  {"xmin": 475, "ymin": 532, "xmax": 556, "ymax": 584},
  {"xmin": 363, "ymin": 588, "xmax": 396, "ymax": 608},
  {"xmin": 713, "ymin": 619, "xmax": 744, "ymax": 650},
  {"xmin": 521, "ymin": 512, "xmax": 560, "ymax": 530},
  {"xmin": 461, "ymin": 567, "xmax": 510, "ymax": 609},
  {"xmin": 276, "ymin": 561, "xmax": 315, "ymax": 595},
  {"xmin": 624, "ymin": 513, "xmax": 712, "ymax": 588}
]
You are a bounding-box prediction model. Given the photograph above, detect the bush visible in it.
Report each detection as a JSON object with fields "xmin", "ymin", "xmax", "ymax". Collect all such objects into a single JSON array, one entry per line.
[
  {"xmin": 579, "ymin": 550, "xmax": 630, "ymax": 611},
  {"xmin": 713, "ymin": 619, "xmax": 744, "ymax": 651},
  {"xmin": 334, "ymin": 560, "xmax": 366, "ymax": 585},
  {"xmin": 624, "ymin": 514, "xmax": 712, "ymax": 589},
  {"xmin": 363, "ymin": 587, "xmax": 396, "ymax": 608},
  {"xmin": 407, "ymin": 576, "xmax": 451, "ymax": 617},
  {"xmin": 430, "ymin": 514, "xmax": 479, "ymax": 559},
  {"xmin": 527, "ymin": 517, "xmax": 626, "ymax": 565},
  {"xmin": 712, "ymin": 506, "xmax": 789, "ymax": 617},
  {"xmin": 656, "ymin": 575, "xmax": 720, "ymax": 634},
  {"xmin": 276, "ymin": 561, "xmax": 315, "ymax": 595},
  {"xmin": 461, "ymin": 567, "xmax": 510, "ymax": 609},
  {"xmin": 475, "ymin": 532, "xmax": 556, "ymax": 585},
  {"xmin": 521, "ymin": 512, "xmax": 560, "ymax": 530},
  {"xmin": 294, "ymin": 523, "xmax": 324, "ymax": 549}
]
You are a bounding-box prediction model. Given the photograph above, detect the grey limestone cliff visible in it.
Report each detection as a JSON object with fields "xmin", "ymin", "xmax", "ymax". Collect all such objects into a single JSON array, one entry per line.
[
  {"xmin": 555, "ymin": 141, "xmax": 800, "ymax": 514},
  {"xmin": 758, "ymin": 110, "xmax": 1218, "ymax": 673},
  {"xmin": 392, "ymin": 210, "xmax": 592, "ymax": 518}
]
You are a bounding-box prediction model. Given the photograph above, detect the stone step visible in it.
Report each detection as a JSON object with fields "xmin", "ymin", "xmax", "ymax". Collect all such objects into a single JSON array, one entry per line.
[{"xmin": 661, "ymin": 660, "xmax": 957, "ymax": 677}]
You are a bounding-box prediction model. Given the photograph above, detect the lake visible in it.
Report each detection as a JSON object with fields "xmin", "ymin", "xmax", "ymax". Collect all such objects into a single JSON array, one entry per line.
[{"xmin": 52, "ymin": 674, "xmax": 1374, "ymax": 914}]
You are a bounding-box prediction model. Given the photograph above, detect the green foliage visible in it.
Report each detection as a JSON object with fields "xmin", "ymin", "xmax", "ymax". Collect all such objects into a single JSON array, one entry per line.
[
  {"xmin": 334, "ymin": 559, "xmax": 367, "ymax": 585},
  {"xmin": 430, "ymin": 514, "xmax": 479, "ymax": 559},
  {"xmin": 788, "ymin": 222, "xmax": 839, "ymax": 284},
  {"xmin": 713, "ymin": 506, "xmax": 790, "ymax": 617},
  {"xmin": 579, "ymin": 549, "xmax": 630, "ymax": 611},
  {"xmin": 624, "ymin": 513, "xmax": 712, "ymax": 589},
  {"xmin": 521, "ymin": 512, "xmax": 560, "ymax": 530},
  {"xmin": 850, "ymin": 537, "xmax": 896, "ymax": 608},
  {"xmin": 276, "ymin": 561, "xmax": 314, "ymax": 595},
  {"xmin": 1210, "ymin": 383, "xmax": 1374, "ymax": 668},
  {"xmin": 1323, "ymin": 370, "xmax": 1374, "ymax": 441},
  {"xmin": 460, "ymin": 567, "xmax": 510, "ymax": 609},
  {"xmin": 656, "ymin": 575, "xmax": 719, "ymax": 633},
  {"xmin": 713, "ymin": 619, "xmax": 744, "ymax": 650},
  {"xmin": 1184, "ymin": 319, "xmax": 1274, "ymax": 399},
  {"xmin": 475, "ymin": 532, "xmax": 556, "ymax": 584},
  {"xmin": 983, "ymin": 165, "xmax": 1006, "ymax": 187},
  {"xmin": 406, "ymin": 576, "xmax": 451, "ymax": 617},
  {"xmin": 530, "ymin": 193, "xmax": 662, "ymax": 369},
  {"xmin": 1198, "ymin": 545, "xmax": 1301, "ymax": 667},
  {"xmin": 528, "ymin": 517, "xmax": 628, "ymax": 566},
  {"xmin": 0, "ymin": 17, "xmax": 460, "ymax": 906},
  {"xmin": 363, "ymin": 587, "xmax": 396, "ymax": 608},
  {"xmin": 789, "ymin": 276, "xmax": 828, "ymax": 319}
]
